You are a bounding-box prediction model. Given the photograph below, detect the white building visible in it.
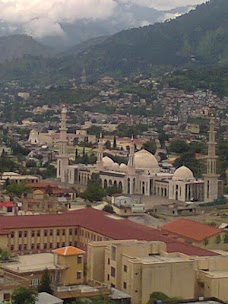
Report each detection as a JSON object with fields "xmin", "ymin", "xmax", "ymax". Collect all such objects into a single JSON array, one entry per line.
[{"xmin": 57, "ymin": 107, "xmax": 221, "ymax": 203}]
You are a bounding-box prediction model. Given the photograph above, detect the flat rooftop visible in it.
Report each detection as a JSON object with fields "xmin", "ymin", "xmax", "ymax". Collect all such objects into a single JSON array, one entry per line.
[
  {"xmin": 2, "ymin": 253, "xmax": 56, "ymax": 273},
  {"xmin": 137, "ymin": 254, "xmax": 190, "ymax": 264}
]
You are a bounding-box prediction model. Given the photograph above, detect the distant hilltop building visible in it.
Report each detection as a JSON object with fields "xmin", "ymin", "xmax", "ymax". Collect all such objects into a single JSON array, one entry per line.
[
  {"xmin": 57, "ymin": 106, "xmax": 222, "ymax": 203},
  {"xmin": 17, "ymin": 92, "xmax": 30, "ymax": 100}
]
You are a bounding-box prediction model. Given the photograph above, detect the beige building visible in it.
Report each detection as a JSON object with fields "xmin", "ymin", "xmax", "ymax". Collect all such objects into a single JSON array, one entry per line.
[
  {"xmin": 88, "ymin": 240, "xmax": 228, "ymax": 304},
  {"xmin": 57, "ymin": 107, "xmax": 222, "ymax": 203}
]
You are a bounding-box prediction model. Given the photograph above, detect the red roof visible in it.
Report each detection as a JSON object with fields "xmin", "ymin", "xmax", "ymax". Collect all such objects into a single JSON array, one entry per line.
[
  {"xmin": 0, "ymin": 208, "xmax": 217, "ymax": 257},
  {"xmin": 0, "ymin": 202, "xmax": 15, "ymax": 208},
  {"xmin": 161, "ymin": 218, "xmax": 223, "ymax": 242}
]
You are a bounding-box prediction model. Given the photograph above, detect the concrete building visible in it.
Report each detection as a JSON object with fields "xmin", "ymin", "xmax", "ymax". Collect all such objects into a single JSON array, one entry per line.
[
  {"xmin": 0, "ymin": 208, "xmax": 217, "ymax": 257},
  {"xmin": 87, "ymin": 240, "xmax": 228, "ymax": 303},
  {"xmin": 161, "ymin": 219, "xmax": 227, "ymax": 250},
  {"xmin": 57, "ymin": 107, "xmax": 222, "ymax": 203}
]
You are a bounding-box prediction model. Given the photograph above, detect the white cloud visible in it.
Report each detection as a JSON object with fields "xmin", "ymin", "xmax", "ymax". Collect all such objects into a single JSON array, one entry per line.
[
  {"xmin": 0, "ymin": 0, "xmax": 117, "ymax": 37},
  {"xmin": 0, "ymin": 0, "xmax": 207, "ymax": 37},
  {"xmin": 119, "ymin": 0, "xmax": 206, "ymax": 10}
]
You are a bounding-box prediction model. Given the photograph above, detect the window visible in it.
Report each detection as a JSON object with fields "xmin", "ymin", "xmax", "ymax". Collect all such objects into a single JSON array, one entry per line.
[
  {"xmin": 44, "ymin": 243, "xmax": 47, "ymax": 249},
  {"xmin": 31, "ymin": 278, "xmax": 40, "ymax": 287},
  {"xmin": 62, "ymin": 229, "xmax": 65, "ymax": 236},
  {"xmin": 24, "ymin": 231, "xmax": 27, "ymax": 237},
  {"xmin": 50, "ymin": 243, "xmax": 53, "ymax": 249},
  {"xmin": 111, "ymin": 267, "xmax": 116, "ymax": 278},
  {"xmin": 37, "ymin": 244, "xmax": 40, "ymax": 250},
  {"xmin": 107, "ymin": 274, "xmax": 110, "ymax": 281},
  {"xmin": 3, "ymin": 293, "xmax": 10, "ymax": 301},
  {"xmin": 77, "ymin": 255, "xmax": 82, "ymax": 264},
  {"xmin": 57, "ymin": 229, "xmax": 60, "ymax": 236},
  {"xmin": 62, "ymin": 242, "xmax": 65, "ymax": 247},
  {"xmin": 124, "ymin": 265, "xmax": 127, "ymax": 272},
  {"xmin": 111, "ymin": 246, "xmax": 116, "ymax": 261},
  {"xmin": 75, "ymin": 229, "xmax": 78, "ymax": 235},
  {"xmin": 44, "ymin": 230, "xmax": 48, "ymax": 237},
  {"xmin": 123, "ymin": 282, "xmax": 127, "ymax": 289},
  {"xmin": 23, "ymin": 244, "xmax": 27, "ymax": 250},
  {"xmin": 37, "ymin": 231, "xmax": 40, "ymax": 237},
  {"xmin": 18, "ymin": 244, "xmax": 22, "ymax": 251},
  {"xmin": 11, "ymin": 232, "xmax": 14, "ymax": 238},
  {"xmin": 10, "ymin": 245, "xmax": 14, "ymax": 251},
  {"xmin": 49, "ymin": 230, "xmax": 53, "ymax": 236},
  {"xmin": 77, "ymin": 272, "xmax": 82, "ymax": 280},
  {"xmin": 31, "ymin": 231, "xmax": 35, "ymax": 237},
  {"xmin": 57, "ymin": 242, "xmax": 60, "ymax": 248},
  {"xmin": 108, "ymin": 258, "xmax": 110, "ymax": 265},
  {"xmin": 69, "ymin": 229, "xmax": 73, "ymax": 235},
  {"xmin": 19, "ymin": 231, "xmax": 22, "ymax": 237},
  {"xmin": 31, "ymin": 244, "xmax": 35, "ymax": 250}
]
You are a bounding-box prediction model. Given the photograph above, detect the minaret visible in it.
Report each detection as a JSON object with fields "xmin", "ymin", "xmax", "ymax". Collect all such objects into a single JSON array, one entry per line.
[
  {"xmin": 81, "ymin": 68, "xmax": 87, "ymax": 85},
  {"xmin": 127, "ymin": 136, "xmax": 136, "ymax": 175},
  {"xmin": 57, "ymin": 105, "xmax": 69, "ymax": 183},
  {"xmin": 203, "ymin": 117, "xmax": 219, "ymax": 202},
  {"xmin": 96, "ymin": 132, "xmax": 104, "ymax": 171}
]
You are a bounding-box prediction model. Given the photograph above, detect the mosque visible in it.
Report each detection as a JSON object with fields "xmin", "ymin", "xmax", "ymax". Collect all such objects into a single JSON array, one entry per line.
[{"xmin": 57, "ymin": 106, "xmax": 222, "ymax": 203}]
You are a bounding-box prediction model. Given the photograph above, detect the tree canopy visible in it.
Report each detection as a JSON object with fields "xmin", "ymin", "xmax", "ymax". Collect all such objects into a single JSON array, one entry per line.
[
  {"xmin": 11, "ymin": 287, "xmax": 38, "ymax": 304},
  {"xmin": 38, "ymin": 268, "xmax": 53, "ymax": 295}
]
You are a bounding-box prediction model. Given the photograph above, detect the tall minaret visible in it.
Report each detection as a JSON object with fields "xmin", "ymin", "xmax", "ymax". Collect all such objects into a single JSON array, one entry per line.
[
  {"xmin": 57, "ymin": 105, "xmax": 69, "ymax": 183},
  {"xmin": 203, "ymin": 117, "xmax": 219, "ymax": 202},
  {"xmin": 96, "ymin": 132, "xmax": 104, "ymax": 171},
  {"xmin": 127, "ymin": 136, "xmax": 136, "ymax": 175}
]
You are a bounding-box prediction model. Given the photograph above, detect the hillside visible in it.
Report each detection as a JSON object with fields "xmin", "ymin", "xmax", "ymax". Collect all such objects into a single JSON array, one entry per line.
[
  {"xmin": 0, "ymin": 35, "xmax": 54, "ymax": 63},
  {"xmin": 0, "ymin": 0, "xmax": 227, "ymax": 83},
  {"xmin": 72, "ymin": 0, "xmax": 228, "ymax": 77}
]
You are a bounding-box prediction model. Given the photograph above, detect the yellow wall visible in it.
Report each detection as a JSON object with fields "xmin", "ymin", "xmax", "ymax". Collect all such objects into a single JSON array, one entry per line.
[{"xmin": 57, "ymin": 254, "xmax": 84, "ymax": 286}]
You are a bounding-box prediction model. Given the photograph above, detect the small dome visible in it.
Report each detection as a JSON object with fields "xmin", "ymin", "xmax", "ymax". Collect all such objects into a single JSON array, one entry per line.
[
  {"xmin": 103, "ymin": 156, "xmax": 114, "ymax": 167},
  {"xmin": 134, "ymin": 149, "xmax": 159, "ymax": 173},
  {"xmin": 173, "ymin": 166, "xmax": 194, "ymax": 181},
  {"xmin": 33, "ymin": 189, "xmax": 44, "ymax": 195},
  {"xmin": 112, "ymin": 163, "xmax": 119, "ymax": 170},
  {"xmin": 120, "ymin": 163, "xmax": 127, "ymax": 172}
]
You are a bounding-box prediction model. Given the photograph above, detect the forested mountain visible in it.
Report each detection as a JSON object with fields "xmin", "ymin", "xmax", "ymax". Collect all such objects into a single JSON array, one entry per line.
[
  {"xmin": 0, "ymin": 35, "xmax": 54, "ymax": 63},
  {"xmin": 0, "ymin": 0, "xmax": 227, "ymax": 83},
  {"xmin": 72, "ymin": 0, "xmax": 227, "ymax": 77}
]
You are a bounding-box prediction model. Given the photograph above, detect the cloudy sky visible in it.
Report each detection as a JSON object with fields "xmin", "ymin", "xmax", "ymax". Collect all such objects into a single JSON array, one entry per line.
[{"xmin": 0, "ymin": 0, "xmax": 207, "ymax": 38}]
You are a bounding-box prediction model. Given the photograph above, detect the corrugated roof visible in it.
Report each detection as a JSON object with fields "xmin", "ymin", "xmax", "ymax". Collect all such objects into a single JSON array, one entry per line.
[{"xmin": 161, "ymin": 218, "xmax": 223, "ymax": 241}]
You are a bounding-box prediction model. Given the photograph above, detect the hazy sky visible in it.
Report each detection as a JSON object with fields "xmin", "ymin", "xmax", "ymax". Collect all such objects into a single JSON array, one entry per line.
[{"xmin": 0, "ymin": 0, "xmax": 207, "ymax": 38}]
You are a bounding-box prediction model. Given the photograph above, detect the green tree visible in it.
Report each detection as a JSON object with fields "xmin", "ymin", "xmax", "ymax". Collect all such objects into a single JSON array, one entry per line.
[
  {"xmin": 11, "ymin": 287, "xmax": 38, "ymax": 304},
  {"xmin": 0, "ymin": 248, "xmax": 11, "ymax": 262},
  {"xmin": 6, "ymin": 182, "xmax": 32, "ymax": 198},
  {"xmin": 81, "ymin": 174, "xmax": 105, "ymax": 202},
  {"xmin": 113, "ymin": 135, "xmax": 117, "ymax": 149},
  {"xmin": 147, "ymin": 292, "xmax": 180, "ymax": 304},
  {"xmin": 38, "ymin": 268, "xmax": 53, "ymax": 294},
  {"xmin": 169, "ymin": 139, "xmax": 189, "ymax": 154},
  {"xmin": 143, "ymin": 140, "xmax": 157, "ymax": 154},
  {"xmin": 102, "ymin": 204, "xmax": 115, "ymax": 214}
]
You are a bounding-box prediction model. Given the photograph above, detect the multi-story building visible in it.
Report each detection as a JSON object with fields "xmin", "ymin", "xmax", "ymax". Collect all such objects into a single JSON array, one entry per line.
[
  {"xmin": 87, "ymin": 240, "xmax": 228, "ymax": 303},
  {"xmin": 0, "ymin": 208, "xmax": 218, "ymax": 257}
]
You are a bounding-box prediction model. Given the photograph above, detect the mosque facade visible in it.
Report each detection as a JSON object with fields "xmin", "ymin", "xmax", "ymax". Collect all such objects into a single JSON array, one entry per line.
[{"xmin": 57, "ymin": 106, "xmax": 222, "ymax": 203}]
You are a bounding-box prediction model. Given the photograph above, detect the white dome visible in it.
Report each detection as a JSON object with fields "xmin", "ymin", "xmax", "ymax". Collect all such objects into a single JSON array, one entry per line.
[
  {"xmin": 112, "ymin": 162, "xmax": 119, "ymax": 171},
  {"xmin": 134, "ymin": 149, "xmax": 159, "ymax": 173},
  {"xmin": 120, "ymin": 163, "xmax": 127, "ymax": 172},
  {"xmin": 173, "ymin": 166, "xmax": 194, "ymax": 181},
  {"xmin": 103, "ymin": 156, "xmax": 114, "ymax": 168}
]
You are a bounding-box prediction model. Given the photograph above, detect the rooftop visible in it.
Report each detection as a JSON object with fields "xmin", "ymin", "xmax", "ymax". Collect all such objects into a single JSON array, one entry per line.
[
  {"xmin": 2, "ymin": 253, "xmax": 56, "ymax": 273},
  {"xmin": 0, "ymin": 208, "xmax": 218, "ymax": 257},
  {"xmin": 53, "ymin": 246, "xmax": 85, "ymax": 256},
  {"xmin": 161, "ymin": 218, "xmax": 223, "ymax": 241}
]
